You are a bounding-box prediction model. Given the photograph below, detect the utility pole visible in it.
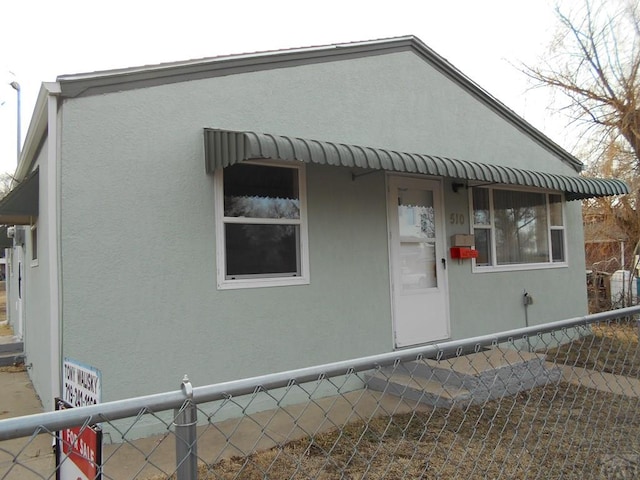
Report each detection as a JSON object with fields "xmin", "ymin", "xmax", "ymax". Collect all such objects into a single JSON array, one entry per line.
[{"xmin": 9, "ymin": 81, "xmax": 21, "ymax": 163}]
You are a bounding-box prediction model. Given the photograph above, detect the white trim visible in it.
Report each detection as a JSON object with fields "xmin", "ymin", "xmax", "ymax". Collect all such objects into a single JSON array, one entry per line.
[
  {"xmin": 472, "ymin": 262, "xmax": 568, "ymax": 274},
  {"xmin": 29, "ymin": 224, "xmax": 38, "ymax": 267},
  {"xmin": 546, "ymin": 198, "xmax": 553, "ymax": 262},
  {"xmin": 214, "ymin": 160, "xmax": 310, "ymax": 290},
  {"xmin": 15, "ymin": 83, "xmax": 60, "ymax": 182},
  {"xmin": 384, "ymin": 175, "xmax": 396, "ymax": 345},
  {"xmin": 217, "ymin": 276, "xmax": 310, "ymax": 290},
  {"xmin": 47, "ymin": 89, "xmax": 62, "ymax": 403},
  {"xmin": 489, "ymin": 186, "xmax": 497, "ymax": 266},
  {"xmin": 548, "ymin": 193, "xmax": 568, "ymax": 265},
  {"xmin": 222, "ymin": 217, "xmax": 303, "ymax": 225}
]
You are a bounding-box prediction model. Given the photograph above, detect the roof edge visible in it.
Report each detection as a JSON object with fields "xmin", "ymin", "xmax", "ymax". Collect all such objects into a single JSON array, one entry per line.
[
  {"xmin": 14, "ymin": 82, "xmax": 60, "ymax": 182},
  {"xmin": 57, "ymin": 36, "xmax": 417, "ymax": 98}
]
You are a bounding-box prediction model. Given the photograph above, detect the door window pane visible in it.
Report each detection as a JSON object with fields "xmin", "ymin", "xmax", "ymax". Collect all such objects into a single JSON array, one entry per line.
[
  {"xmin": 400, "ymin": 242, "xmax": 437, "ymax": 290},
  {"xmin": 398, "ymin": 187, "xmax": 437, "ymax": 289},
  {"xmin": 398, "ymin": 189, "xmax": 435, "ymax": 239}
]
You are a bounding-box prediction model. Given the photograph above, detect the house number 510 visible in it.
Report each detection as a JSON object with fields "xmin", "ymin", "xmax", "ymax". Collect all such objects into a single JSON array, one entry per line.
[{"xmin": 450, "ymin": 213, "xmax": 465, "ymax": 225}]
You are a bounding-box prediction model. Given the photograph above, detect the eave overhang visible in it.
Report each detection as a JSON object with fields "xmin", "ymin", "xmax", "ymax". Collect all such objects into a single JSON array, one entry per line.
[{"xmin": 0, "ymin": 169, "xmax": 39, "ymax": 225}]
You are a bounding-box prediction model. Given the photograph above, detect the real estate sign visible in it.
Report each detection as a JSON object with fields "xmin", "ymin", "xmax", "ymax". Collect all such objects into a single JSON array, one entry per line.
[
  {"xmin": 56, "ymin": 399, "xmax": 102, "ymax": 480},
  {"xmin": 57, "ymin": 358, "xmax": 103, "ymax": 479},
  {"xmin": 63, "ymin": 357, "xmax": 101, "ymax": 406}
]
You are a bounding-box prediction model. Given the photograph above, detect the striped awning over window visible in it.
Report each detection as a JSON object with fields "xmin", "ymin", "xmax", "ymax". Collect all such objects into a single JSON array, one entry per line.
[{"xmin": 204, "ymin": 129, "xmax": 629, "ymax": 201}]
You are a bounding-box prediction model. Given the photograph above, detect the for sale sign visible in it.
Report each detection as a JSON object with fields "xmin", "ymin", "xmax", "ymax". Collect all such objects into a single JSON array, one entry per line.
[
  {"xmin": 63, "ymin": 358, "xmax": 101, "ymax": 406},
  {"xmin": 56, "ymin": 399, "xmax": 102, "ymax": 480}
]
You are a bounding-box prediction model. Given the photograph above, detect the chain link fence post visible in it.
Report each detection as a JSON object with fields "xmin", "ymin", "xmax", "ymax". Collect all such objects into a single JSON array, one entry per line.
[{"xmin": 174, "ymin": 375, "xmax": 198, "ymax": 480}]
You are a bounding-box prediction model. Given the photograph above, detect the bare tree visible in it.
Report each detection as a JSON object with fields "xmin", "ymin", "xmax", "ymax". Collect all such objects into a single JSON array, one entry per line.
[
  {"xmin": 0, "ymin": 173, "xmax": 14, "ymax": 200},
  {"xmin": 525, "ymin": 0, "xmax": 640, "ymax": 163},
  {"xmin": 523, "ymin": 0, "xmax": 640, "ymax": 280}
]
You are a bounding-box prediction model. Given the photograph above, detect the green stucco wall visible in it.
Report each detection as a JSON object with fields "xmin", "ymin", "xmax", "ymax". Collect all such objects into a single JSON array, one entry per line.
[
  {"xmin": 57, "ymin": 50, "xmax": 588, "ymax": 402},
  {"xmin": 442, "ymin": 179, "xmax": 587, "ymax": 338},
  {"xmin": 21, "ymin": 138, "xmax": 55, "ymax": 410}
]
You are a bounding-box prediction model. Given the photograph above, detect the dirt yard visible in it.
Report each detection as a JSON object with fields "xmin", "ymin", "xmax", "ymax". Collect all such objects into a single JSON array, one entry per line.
[
  {"xmin": 0, "ymin": 282, "xmax": 9, "ymax": 336},
  {"xmin": 188, "ymin": 321, "xmax": 640, "ymax": 479}
]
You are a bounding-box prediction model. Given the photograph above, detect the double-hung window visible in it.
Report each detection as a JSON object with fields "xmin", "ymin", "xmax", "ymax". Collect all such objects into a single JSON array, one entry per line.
[
  {"xmin": 471, "ymin": 187, "xmax": 566, "ymax": 270},
  {"xmin": 214, "ymin": 161, "xmax": 309, "ymax": 289}
]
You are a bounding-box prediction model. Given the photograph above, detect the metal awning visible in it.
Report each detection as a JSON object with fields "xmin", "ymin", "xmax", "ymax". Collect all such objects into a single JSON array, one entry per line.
[
  {"xmin": 204, "ymin": 129, "xmax": 629, "ymax": 200},
  {"xmin": 0, "ymin": 169, "xmax": 39, "ymax": 225}
]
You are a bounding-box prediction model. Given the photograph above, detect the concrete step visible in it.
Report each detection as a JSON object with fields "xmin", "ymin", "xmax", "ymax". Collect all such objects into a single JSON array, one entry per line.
[
  {"xmin": 367, "ymin": 348, "xmax": 562, "ymax": 407},
  {"xmin": 0, "ymin": 342, "xmax": 23, "ymax": 354},
  {"xmin": 0, "ymin": 341, "xmax": 24, "ymax": 367},
  {"xmin": 0, "ymin": 352, "xmax": 24, "ymax": 367},
  {"xmin": 366, "ymin": 371, "xmax": 472, "ymax": 408}
]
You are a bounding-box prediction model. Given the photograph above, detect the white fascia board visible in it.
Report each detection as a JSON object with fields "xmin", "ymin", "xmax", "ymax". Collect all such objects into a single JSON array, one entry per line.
[
  {"xmin": 56, "ymin": 36, "xmax": 417, "ymax": 84},
  {"xmin": 14, "ymin": 82, "xmax": 61, "ymax": 182},
  {"xmin": 47, "ymin": 88, "xmax": 62, "ymax": 403}
]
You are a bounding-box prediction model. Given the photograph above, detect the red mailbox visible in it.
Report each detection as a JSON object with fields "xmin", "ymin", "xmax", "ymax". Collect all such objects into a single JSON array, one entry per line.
[{"xmin": 450, "ymin": 247, "xmax": 479, "ymax": 259}]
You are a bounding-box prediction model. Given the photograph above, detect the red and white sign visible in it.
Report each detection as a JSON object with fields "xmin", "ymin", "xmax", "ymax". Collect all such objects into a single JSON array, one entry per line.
[{"xmin": 56, "ymin": 399, "xmax": 102, "ymax": 480}]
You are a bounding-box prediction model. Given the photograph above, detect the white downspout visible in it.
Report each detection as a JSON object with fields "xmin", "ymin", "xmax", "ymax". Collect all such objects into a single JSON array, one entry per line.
[{"xmin": 46, "ymin": 82, "xmax": 62, "ymax": 404}]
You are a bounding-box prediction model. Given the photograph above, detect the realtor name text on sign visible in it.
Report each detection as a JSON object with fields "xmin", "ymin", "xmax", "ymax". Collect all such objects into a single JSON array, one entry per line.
[{"xmin": 63, "ymin": 358, "xmax": 101, "ymax": 407}]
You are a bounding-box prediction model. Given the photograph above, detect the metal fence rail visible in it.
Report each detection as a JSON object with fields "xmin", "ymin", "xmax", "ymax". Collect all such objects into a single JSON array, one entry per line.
[{"xmin": 2, "ymin": 305, "xmax": 640, "ymax": 479}]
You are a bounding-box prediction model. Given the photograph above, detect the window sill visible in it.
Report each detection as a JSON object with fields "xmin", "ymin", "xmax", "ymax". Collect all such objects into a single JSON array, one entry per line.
[
  {"xmin": 30, "ymin": 260, "xmax": 39, "ymax": 268},
  {"xmin": 217, "ymin": 275, "xmax": 310, "ymax": 290},
  {"xmin": 472, "ymin": 262, "xmax": 568, "ymax": 274}
]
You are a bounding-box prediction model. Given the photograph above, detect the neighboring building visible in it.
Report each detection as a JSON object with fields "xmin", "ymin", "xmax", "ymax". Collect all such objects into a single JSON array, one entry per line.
[
  {"xmin": 0, "ymin": 36, "xmax": 628, "ymax": 417},
  {"xmin": 583, "ymin": 212, "xmax": 629, "ymax": 272}
]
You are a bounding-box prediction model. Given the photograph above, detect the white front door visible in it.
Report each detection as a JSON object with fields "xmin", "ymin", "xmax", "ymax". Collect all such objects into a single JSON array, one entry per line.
[{"xmin": 388, "ymin": 176, "xmax": 450, "ymax": 348}]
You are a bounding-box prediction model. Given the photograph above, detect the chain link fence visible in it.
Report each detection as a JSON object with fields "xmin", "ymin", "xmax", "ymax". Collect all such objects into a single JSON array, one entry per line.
[{"xmin": 2, "ymin": 306, "xmax": 640, "ymax": 479}]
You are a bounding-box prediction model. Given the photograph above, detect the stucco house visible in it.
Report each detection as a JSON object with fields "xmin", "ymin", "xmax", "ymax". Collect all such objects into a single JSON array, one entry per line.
[{"xmin": 0, "ymin": 36, "xmax": 628, "ymax": 413}]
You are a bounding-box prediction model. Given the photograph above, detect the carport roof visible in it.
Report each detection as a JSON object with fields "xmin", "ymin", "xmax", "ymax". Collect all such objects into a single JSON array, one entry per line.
[
  {"xmin": 204, "ymin": 129, "xmax": 628, "ymax": 201},
  {"xmin": 0, "ymin": 169, "xmax": 39, "ymax": 225}
]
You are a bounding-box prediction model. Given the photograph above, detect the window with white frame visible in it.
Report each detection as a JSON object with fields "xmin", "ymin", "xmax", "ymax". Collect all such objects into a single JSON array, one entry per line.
[
  {"xmin": 214, "ymin": 161, "xmax": 309, "ymax": 289},
  {"xmin": 471, "ymin": 187, "xmax": 566, "ymax": 269},
  {"xmin": 30, "ymin": 224, "xmax": 38, "ymax": 266}
]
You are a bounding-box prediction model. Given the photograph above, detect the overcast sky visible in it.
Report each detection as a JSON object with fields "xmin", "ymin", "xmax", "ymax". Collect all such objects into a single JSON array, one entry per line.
[{"xmin": 0, "ymin": 0, "xmax": 569, "ymax": 177}]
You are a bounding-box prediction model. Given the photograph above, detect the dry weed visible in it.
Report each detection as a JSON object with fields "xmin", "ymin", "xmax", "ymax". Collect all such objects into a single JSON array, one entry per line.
[
  {"xmin": 195, "ymin": 383, "xmax": 639, "ymax": 479},
  {"xmin": 0, "ymin": 365, "xmax": 26, "ymax": 373},
  {"xmin": 0, "ymin": 323, "xmax": 13, "ymax": 337},
  {"xmin": 549, "ymin": 319, "xmax": 640, "ymax": 377},
  {"xmin": 117, "ymin": 321, "xmax": 640, "ymax": 479}
]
